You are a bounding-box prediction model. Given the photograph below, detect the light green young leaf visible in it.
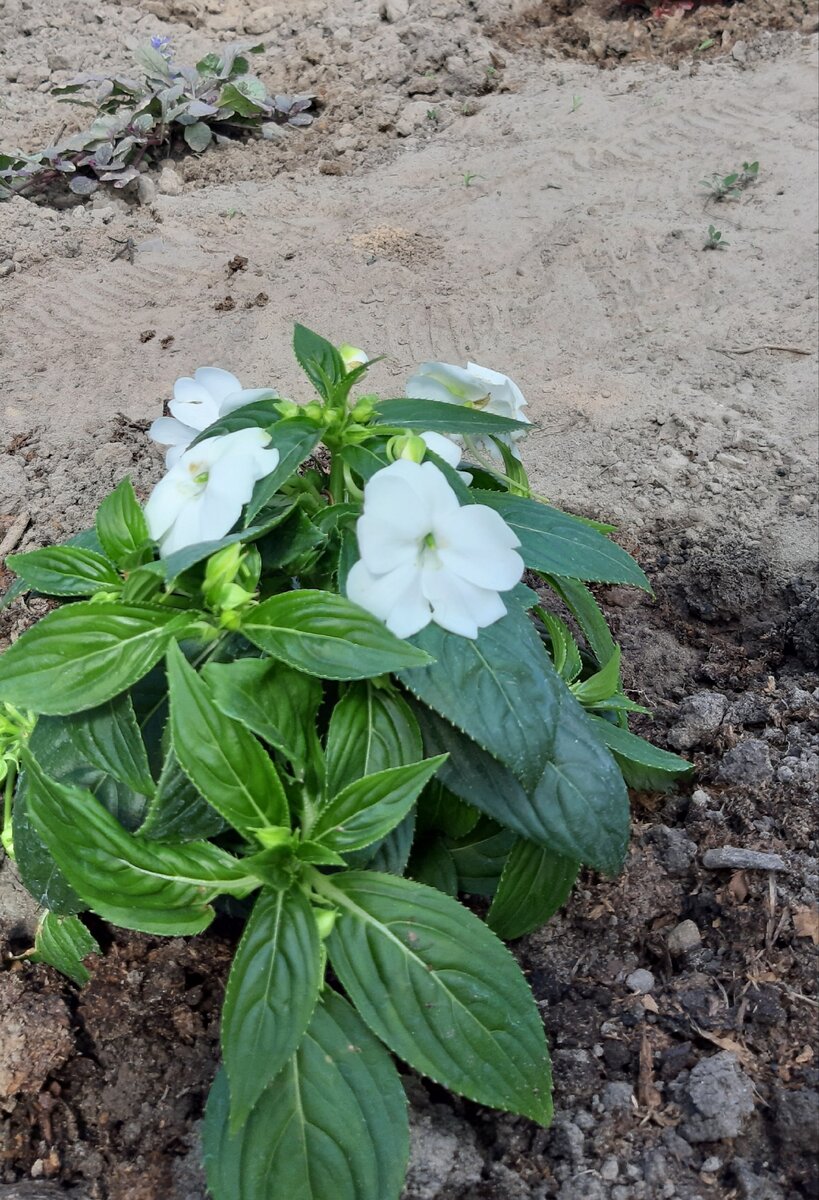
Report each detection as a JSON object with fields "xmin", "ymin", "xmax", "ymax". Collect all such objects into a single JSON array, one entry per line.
[
  {"xmin": 543, "ymin": 576, "xmax": 617, "ymax": 667},
  {"xmin": 292, "ymin": 323, "xmax": 346, "ymax": 401},
  {"xmin": 571, "ymin": 646, "xmax": 622, "ymax": 706},
  {"xmin": 487, "ymin": 841, "xmax": 579, "ymax": 940},
  {"xmin": 538, "ymin": 609, "xmax": 582, "ymax": 683},
  {"xmin": 222, "ymin": 887, "xmax": 322, "ymax": 1130},
  {"xmin": 95, "ymin": 477, "xmax": 150, "ymax": 565},
  {"xmin": 241, "ymin": 591, "xmax": 432, "ymax": 681},
  {"xmin": 205, "ymin": 990, "xmax": 409, "ymax": 1200},
  {"xmin": 324, "ymin": 871, "xmax": 552, "ymax": 1125},
  {"xmin": 0, "ymin": 602, "xmax": 192, "ymax": 716},
  {"xmin": 311, "ymin": 757, "xmax": 446, "ymax": 853},
  {"xmin": 22, "ymin": 750, "xmax": 256, "ymax": 935},
  {"xmin": 167, "ymin": 643, "xmax": 288, "ymax": 837}
]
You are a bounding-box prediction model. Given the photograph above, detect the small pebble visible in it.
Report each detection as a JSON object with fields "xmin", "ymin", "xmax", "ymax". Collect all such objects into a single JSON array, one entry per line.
[
  {"xmin": 702, "ymin": 1155, "xmax": 722, "ymax": 1173},
  {"xmin": 702, "ymin": 847, "xmax": 787, "ymax": 872},
  {"xmin": 626, "ymin": 968, "xmax": 655, "ymax": 994},
  {"xmin": 668, "ymin": 919, "xmax": 701, "ymax": 956}
]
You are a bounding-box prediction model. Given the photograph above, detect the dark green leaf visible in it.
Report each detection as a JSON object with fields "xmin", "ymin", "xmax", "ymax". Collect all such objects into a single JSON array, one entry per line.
[
  {"xmin": 372, "ymin": 399, "xmax": 527, "ymax": 436},
  {"xmin": 411, "ymin": 700, "xmax": 629, "ymax": 874},
  {"xmin": 203, "ymin": 657, "xmax": 321, "ymax": 771},
  {"xmin": 61, "ymin": 693, "xmax": 155, "ymax": 797},
  {"xmin": 326, "ymin": 684, "xmax": 423, "ymax": 795},
  {"xmin": 191, "ymin": 396, "xmax": 282, "ymax": 441},
  {"xmin": 417, "ymin": 781, "xmax": 479, "ymax": 839},
  {"xmin": 22, "ymin": 750, "xmax": 256, "ymax": 935},
  {"xmin": 400, "ymin": 605, "xmax": 569, "ymax": 792},
  {"xmin": 544, "ymin": 576, "xmax": 617, "ymax": 667},
  {"xmin": 222, "ymin": 887, "xmax": 322, "ymax": 1129},
  {"xmin": 408, "ymin": 839, "xmax": 458, "ymax": 895},
  {"xmin": 167, "ymin": 643, "xmax": 288, "ymax": 837},
  {"xmin": 488, "ymin": 841, "xmax": 579, "ymax": 940},
  {"xmin": 96, "ymin": 478, "xmax": 150, "ymax": 565},
  {"xmin": 448, "ymin": 818, "xmax": 515, "ymax": 896},
  {"xmin": 538, "ymin": 609, "xmax": 582, "ymax": 683},
  {"xmin": 293, "ymin": 324, "xmax": 346, "ymax": 400},
  {"xmin": 138, "ymin": 750, "xmax": 228, "ymax": 842},
  {"xmin": 475, "ymin": 492, "xmax": 650, "ymax": 589},
  {"xmin": 12, "ymin": 784, "xmax": 83, "ymax": 915},
  {"xmin": 338, "ymin": 443, "xmax": 390, "ymax": 484},
  {"xmin": 588, "ymin": 715, "xmax": 693, "ymax": 791},
  {"xmin": 311, "ymin": 757, "xmax": 445, "ymax": 853},
  {"xmin": 6, "ymin": 546, "xmax": 121, "ymax": 597},
  {"xmin": 324, "ymin": 871, "xmax": 552, "ymax": 1124},
  {"xmin": 219, "ymin": 81, "xmax": 268, "ymax": 117},
  {"xmin": 366, "ymin": 810, "xmax": 415, "ymax": 875},
  {"xmin": 0, "ymin": 602, "xmax": 192, "ymax": 716},
  {"xmin": 241, "ymin": 591, "xmax": 432, "ymax": 681},
  {"xmin": 258, "ymin": 510, "xmax": 326, "ymax": 572},
  {"xmin": 30, "ymin": 912, "xmax": 99, "ymax": 986},
  {"xmin": 204, "ymin": 990, "xmax": 408, "ymax": 1200}
]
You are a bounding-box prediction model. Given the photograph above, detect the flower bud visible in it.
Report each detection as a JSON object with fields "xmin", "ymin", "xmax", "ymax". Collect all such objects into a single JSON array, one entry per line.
[
  {"xmin": 388, "ymin": 433, "xmax": 427, "ymax": 464},
  {"xmin": 350, "ymin": 399, "xmax": 374, "ymax": 421},
  {"xmin": 338, "ymin": 344, "xmax": 368, "ymax": 372},
  {"xmin": 314, "ymin": 908, "xmax": 338, "ymax": 940},
  {"xmin": 253, "ymin": 826, "xmax": 295, "ymax": 850},
  {"xmin": 274, "ymin": 399, "xmax": 300, "ymax": 419},
  {"xmin": 303, "ymin": 402, "xmax": 324, "ymax": 423}
]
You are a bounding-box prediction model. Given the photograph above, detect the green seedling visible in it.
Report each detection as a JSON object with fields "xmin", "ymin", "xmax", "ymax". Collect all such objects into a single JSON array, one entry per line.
[
  {"xmin": 570, "ymin": 95, "xmax": 583, "ymax": 113},
  {"xmin": 704, "ymin": 224, "xmax": 729, "ymax": 250}
]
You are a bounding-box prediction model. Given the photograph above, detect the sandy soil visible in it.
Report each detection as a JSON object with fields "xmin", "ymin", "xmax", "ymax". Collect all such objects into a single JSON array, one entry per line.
[{"xmin": 0, "ymin": 1, "xmax": 817, "ymax": 1198}]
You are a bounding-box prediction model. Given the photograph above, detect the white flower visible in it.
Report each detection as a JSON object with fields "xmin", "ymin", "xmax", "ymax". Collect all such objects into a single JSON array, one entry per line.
[
  {"xmin": 419, "ymin": 430, "xmax": 472, "ymax": 484},
  {"xmin": 149, "ymin": 367, "xmax": 276, "ymax": 467},
  {"xmin": 338, "ymin": 344, "xmax": 368, "ymax": 371},
  {"xmin": 145, "ymin": 428, "xmax": 280, "ymax": 557},
  {"xmin": 346, "ymin": 460, "xmax": 523, "ymax": 639},
  {"xmin": 406, "ymin": 360, "xmax": 530, "ymax": 461}
]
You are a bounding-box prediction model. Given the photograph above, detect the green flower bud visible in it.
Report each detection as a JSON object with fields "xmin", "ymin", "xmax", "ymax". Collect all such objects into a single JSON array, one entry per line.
[{"xmin": 388, "ymin": 433, "xmax": 426, "ymax": 464}]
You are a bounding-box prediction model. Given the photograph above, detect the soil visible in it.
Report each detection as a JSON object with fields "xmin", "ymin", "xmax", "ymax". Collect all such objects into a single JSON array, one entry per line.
[{"xmin": 1, "ymin": 0, "xmax": 818, "ymax": 1197}]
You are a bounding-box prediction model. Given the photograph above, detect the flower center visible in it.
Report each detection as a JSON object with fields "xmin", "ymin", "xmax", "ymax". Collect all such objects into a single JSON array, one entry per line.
[{"xmin": 186, "ymin": 460, "xmax": 210, "ymax": 487}]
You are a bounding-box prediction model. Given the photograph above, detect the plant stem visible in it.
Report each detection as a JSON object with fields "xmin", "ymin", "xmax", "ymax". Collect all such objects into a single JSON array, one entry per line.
[{"xmin": 1, "ymin": 763, "xmax": 16, "ymax": 859}]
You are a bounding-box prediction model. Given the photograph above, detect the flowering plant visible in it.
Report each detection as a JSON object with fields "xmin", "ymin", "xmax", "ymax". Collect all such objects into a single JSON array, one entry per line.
[{"xmin": 0, "ymin": 326, "xmax": 690, "ymax": 1200}]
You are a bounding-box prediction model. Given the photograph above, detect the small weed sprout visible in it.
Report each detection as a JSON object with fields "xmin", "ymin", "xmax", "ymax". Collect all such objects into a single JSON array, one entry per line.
[
  {"xmin": 426, "ymin": 108, "xmax": 440, "ymax": 125},
  {"xmin": 570, "ymin": 95, "xmax": 583, "ymax": 113},
  {"xmin": 700, "ymin": 160, "xmax": 760, "ymax": 202},
  {"xmin": 463, "ymin": 170, "xmax": 481, "ymax": 187},
  {"xmin": 0, "ymin": 39, "xmax": 314, "ymax": 201},
  {"xmin": 704, "ymin": 224, "xmax": 729, "ymax": 250}
]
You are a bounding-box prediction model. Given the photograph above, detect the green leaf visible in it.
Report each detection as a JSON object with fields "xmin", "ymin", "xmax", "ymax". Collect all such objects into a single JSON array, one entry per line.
[
  {"xmin": 22, "ymin": 750, "xmax": 256, "ymax": 935},
  {"xmin": 190, "ymin": 396, "xmax": 282, "ymax": 441},
  {"xmin": 324, "ymin": 871, "xmax": 552, "ymax": 1124},
  {"xmin": 338, "ymin": 443, "xmax": 390, "ymax": 484},
  {"xmin": 244, "ymin": 418, "xmax": 322, "ymax": 523},
  {"xmin": 417, "ymin": 781, "xmax": 480, "ymax": 840},
  {"xmin": 408, "ymin": 839, "xmax": 458, "ymax": 895},
  {"xmin": 448, "ymin": 818, "xmax": 515, "ymax": 896},
  {"xmin": 372, "ymin": 398, "xmax": 528, "ymax": 436},
  {"xmin": 588, "ymin": 715, "xmax": 693, "ymax": 791},
  {"xmin": 61, "ymin": 693, "xmax": 155, "ymax": 797},
  {"xmin": 167, "ymin": 643, "xmax": 288, "ymax": 837},
  {"xmin": 571, "ymin": 646, "xmax": 622, "ymax": 706},
  {"xmin": 184, "ymin": 120, "xmax": 212, "ymax": 152},
  {"xmin": 326, "ymin": 685, "xmax": 422, "ymax": 795},
  {"xmin": 203, "ymin": 658, "xmax": 321, "ymax": 772},
  {"xmin": 241, "ymin": 591, "xmax": 432, "ymax": 681},
  {"xmin": 411, "ymin": 700, "xmax": 629, "ymax": 874},
  {"xmin": 366, "ymin": 811, "xmax": 415, "ymax": 875},
  {"xmin": 258, "ymin": 510, "xmax": 327, "ymax": 573},
  {"xmin": 0, "ymin": 602, "xmax": 191, "ymax": 716},
  {"xmin": 30, "ymin": 912, "xmax": 99, "ymax": 986},
  {"xmin": 544, "ymin": 576, "xmax": 617, "ymax": 667},
  {"xmin": 219, "ymin": 79, "xmax": 268, "ymax": 117},
  {"xmin": 96, "ymin": 478, "xmax": 150, "ymax": 565},
  {"xmin": 311, "ymin": 757, "xmax": 446, "ymax": 853},
  {"xmin": 474, "ymin": 493, "xmax": 650, "ymax": 589},
  {"xmin": 488, "ymin": 841, "xmax": 579, "ymax": 940},
  {"xmin": 204, "ymin": 990, "xmax": 408, "ymax": 1200},
  {"xmin": 138, "ymin": 750, "xmax": 229, "ymax": 842},
  {"xmin": 222, "ymin": 887, "xmax": 322, "ymax": 1129},
  {"xmin": 6, "ymin": 546, "xmax": 121, "ymax": 597},
  {"xmin": 400, "ymin": 605, "xmax": 570, "ymax": 793},
  {"xmin": 157, "ymin": 502, "xmax": 295, "ymax": 581},
  {"xmin": 293, "ymin": 324, "xmax": 346, "ymax": 400},
  {"xmin": 13, "ymin": 788, "xmax": 83, "ymax": 916},
  {"xmin": 538, "ymin": 609, "xmax": 582, "ymax": 683}
]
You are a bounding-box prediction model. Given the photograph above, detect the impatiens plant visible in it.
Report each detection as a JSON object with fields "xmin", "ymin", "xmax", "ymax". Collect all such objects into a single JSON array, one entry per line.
[
  {"xmin": 0, "ymin": 327, "xmax": 691, "ymax": 1200},
  {"xmin": 0, "ymin": 39, "xmax": 313, "ymax": 200}
]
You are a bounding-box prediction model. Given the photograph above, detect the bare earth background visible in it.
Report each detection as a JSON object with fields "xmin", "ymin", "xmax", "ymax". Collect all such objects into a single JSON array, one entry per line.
[{"xmin": 0, "ymin": 0, "xmax": 818, "ymax": 1198}]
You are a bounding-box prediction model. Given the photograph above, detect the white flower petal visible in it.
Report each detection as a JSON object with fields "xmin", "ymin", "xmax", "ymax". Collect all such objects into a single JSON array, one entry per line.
[
  {"xmin": 149, "ymin": 415, "xmax": 195, "ymax": 448},
  {"xmin": 193, "ymin": 367, "xmax": 243, "ymax": 404},
  {"xmin": 219, "ymin": 387, "xmax": 278, "ymax": 416},
  {"xmin": 169, "ymin": 378, "xmax": 221, "ymax": 432},
  {"xmin": 158, "ymin": 495, "xmax": 213, "ymax": 556},
  {"xmin": 467, "ymin": 361, "xmax": 529, "ymax": 422},
  {"xmin": 165, "ymin": 443, "xmax": 188, "ymax": 468},
  {"xmin": 420, "ymin": 430, "xmax": 462, "ymax": 470},
  {"xmin": 347, "ymin": 560, "xmax": 431, "ymax": 639},
  {"xmin": 356, "ymin": 513, "xmax": 422, "ymax": 575},
  {"xmin": 407, "ymin": 362, "xmax": 489, "ymax": 406},
  {"xmin": 422, "ymin": 567, "xmax": 507, "ymax": 638},
  {"xmin": 361, "ymin": 463, "xmax": 433, "ymax": 540},
  {"xmin": 436, "ymin": 505, "xmax": 523, "ymax": 590}
]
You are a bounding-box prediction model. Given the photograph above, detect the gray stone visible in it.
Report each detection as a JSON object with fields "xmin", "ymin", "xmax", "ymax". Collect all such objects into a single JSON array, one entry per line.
[
  {"xmin": 667, "ymin": 692, "xmax": 727, "ymax": 749},
  {"xmin": 645, "ymin": 825, "xmax": 697, "ymax": 875},
  {"xmin": 0, "ymin": 259, "xmax": 15, "ymax": 278},
  {"xmin": 701, "ymin": 1155, "xmax": 722, "ymax": 1172},
  {"xmin": 772, "ymin": 1086, "xmax": 818, "ymax": 1152},
  {"xmin": 733, "ymin": 1156, "xmax": 786, "ymax": 1200},
  {"xmin": 244, "ymin": 5, "xmax": 281, "ymax": 34},
  {"xmin": 557, "ymin": 1177, "xmax": 607, "ymax": 1200},
  {"xmin": 381, "ymin": 0, "xmax": 409, "ymax": 19},
  {"xmin": 0, "ymin": 1187, "xmax": 91, "ymax": 1199},
  {"xmin": 403, "ymin": 1109, "xmax": 483, "ymax": 1199},
  {"xmin": 680, "ymin": 1052, "xmax": 755, "ymax": 1142},
  {"xmin": 157, "ymin": 166, "xmax": 183, "ymax": 196},
  {"xmin": 601, "ymin": 1155, "xmax": 620, "ymax": 1181},
  {"xmin": 137, "ymin": 175, "xmax": 157, "ymax": 206},
  {"xmin": 601, "ymin": 1081, "xmax": 635, "ymax": 1112},
  {"xmin": 549, "ymin": 1116, "xmax": 585, "ymax": 1164},
  {"xmin": 667, "ymin": 919, "xmax": 701, "ymax": 956},
  {"xmin": 626, "ymin": 968, "xmax": 655, "ymax": 994},
  {"xmin": 702, "ymin": 846, "xmax": 787, "ymax": 872},
  {"xmin": 732, "ymin": 40, "xmax": 748, "ymax": 63},
  {"xmin": 724, "ymin": 693, "xmax": 771, "ymax": 727},
  {"xmin": 718, "ymin": 738, "xmax": 773, "ymax": 785}
]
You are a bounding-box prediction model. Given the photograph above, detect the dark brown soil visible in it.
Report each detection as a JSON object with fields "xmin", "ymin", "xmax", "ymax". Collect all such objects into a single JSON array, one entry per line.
[{"xmin": 494, "ymin": 0, "xmax": 818, "ymax": 65}]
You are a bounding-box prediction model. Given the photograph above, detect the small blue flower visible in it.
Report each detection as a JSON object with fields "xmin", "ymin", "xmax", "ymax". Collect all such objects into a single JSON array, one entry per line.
[{"xmin": 150, "ymin": 35, "xmax": 173, "ymax": 58}]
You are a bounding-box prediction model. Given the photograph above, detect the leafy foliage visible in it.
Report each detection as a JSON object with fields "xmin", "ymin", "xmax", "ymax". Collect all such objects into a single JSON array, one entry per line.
[
  {"xmin": 0, "ymin": 324, "xmax": 690, "ymax": 1200},
  {"xmin": 0, "ymin": 40, "xmax": 313, "ymax": 200}
]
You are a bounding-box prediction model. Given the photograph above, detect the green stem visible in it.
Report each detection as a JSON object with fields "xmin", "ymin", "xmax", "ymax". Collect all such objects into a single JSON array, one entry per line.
[
  {"xmin": 328, "ymin": 453, "xmax": 346, "ymax": 505},
  {"xmin": 2, "ymin": 763, "xmax": 16, "ymax": 860}
]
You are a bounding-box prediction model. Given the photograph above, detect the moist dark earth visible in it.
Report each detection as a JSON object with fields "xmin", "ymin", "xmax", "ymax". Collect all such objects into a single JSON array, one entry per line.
[{"xmin": 1, "ymin": 0, "xmax": 818, "ymax": 1196}]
